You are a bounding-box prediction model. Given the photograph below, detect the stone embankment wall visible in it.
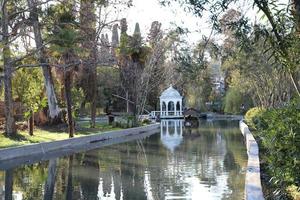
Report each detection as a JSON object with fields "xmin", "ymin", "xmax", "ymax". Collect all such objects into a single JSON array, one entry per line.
[
  {"xmin": 0, "ymin": 123, "xmax": 160, "ymax": 170},
  {"xmin": 240, "ymin": 120, "xmax": 264, "ymax": 200}
]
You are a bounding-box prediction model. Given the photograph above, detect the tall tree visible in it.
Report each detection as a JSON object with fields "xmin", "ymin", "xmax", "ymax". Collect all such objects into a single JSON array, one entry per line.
[
  {"xmin": 111, "ymin": 23, "xmax": 119, "ymax": 61},
  {"xmin": 27, "ymin": 0, "xmax": 61, "ymax": 122},
  {"xmin": 79, "ymin": 0, "xmax": 97, "ymax": 128},
  {"xmin": 48, "ymin": 1, "xmax": 80, "ymax": 137},
  {"xmin": 1, "ymin": 0, "xmax": 17, "ymax": 136}
]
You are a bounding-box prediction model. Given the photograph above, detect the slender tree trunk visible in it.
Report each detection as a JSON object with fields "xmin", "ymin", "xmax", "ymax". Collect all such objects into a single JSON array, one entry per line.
[
  {"xmin": 2, "ymin": 1, "xmax": 16, "ymax": 136},
  {"xmin": 289, "ymin": 71, "xmax": 300, "ymax": 97},
  {"xmin": 44, "ymin": 159, "xmax": 57, "ymax": 200},
  {"xmin": 28, "ymin": 110, "xmax": 34, "ymax": 136},
  {"xmin": 27, "ymin": 0, "xmax": 60, "ymax": 121},
  {"xmin": 90, "ymin": 49, "xmax": 97, "ymax": 128},
  {"xmin": 126, "ymin": 91, "xmax": 129, "ymax": 113},
  {"xmin": 64, "ymin": 70, "xmax": 74, "ymax": 138},
  {"xmin": 0, "ymin": 76, "xmax": 3, "ymax": 93},
  {"xmin": 90, "ymin": 91, "xmax": 96, "ymax": 128}
]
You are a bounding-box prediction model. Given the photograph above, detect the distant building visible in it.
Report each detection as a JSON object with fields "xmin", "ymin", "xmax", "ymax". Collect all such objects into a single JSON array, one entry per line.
[
  {"xmin": 212, "ymin": 76, "xmax": 225, "ymax": 94},
  {"xmin": 207, "ymin": 59, "xmax": 225, "ymax": 95}
]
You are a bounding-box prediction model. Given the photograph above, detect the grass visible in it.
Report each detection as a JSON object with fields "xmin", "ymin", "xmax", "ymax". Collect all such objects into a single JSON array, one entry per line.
[
  {"xmin": 0, "ymin": 121, "xmax": 122, "ymax": 149},
  {"xmin": 77, "ymin": 121, "xmax": 122, "ymax": 133}
]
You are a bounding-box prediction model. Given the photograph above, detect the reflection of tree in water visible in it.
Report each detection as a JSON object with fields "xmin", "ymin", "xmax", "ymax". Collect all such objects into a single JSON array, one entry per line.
[
  {"xmin": 223, "ymin": 150, "xmax": 237, "ymax": 170},
  {"xmin": 0, "ymin": 120, "xmax": 247, "ymax": 200},
  {"xmin": 222, "ymin": 127, "xmax": 248, "ymax": 200},
  {"xmin": 79, "ymin": 151, "xmax": 100, "ymax": 200},
  {"xmin": 96, "ymin": 141, "xmax": 149, "ymax": 200},
  {"xmin": 66, "ymin": 155, "xmax": 74, "ymax": 200},
  {"xmin": 5, "ymin": 169, "xmax": 13, "ymax": 200},
  {"xmin": 44, "ymin": 159, "xmax": 57, "ymax": 200},
  {"xmin": 9, "ymin": 162, "xmax": 48, "ymax": 199},
  {"xmin": 120, "ymin": 142, "xmax": 147, "ymax": 200}
]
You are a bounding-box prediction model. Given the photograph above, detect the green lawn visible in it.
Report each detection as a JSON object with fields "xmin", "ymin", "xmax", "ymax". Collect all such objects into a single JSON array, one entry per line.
[{"xmin": 0, "ymin": 122, "xmax": 122, "ymax": 149}]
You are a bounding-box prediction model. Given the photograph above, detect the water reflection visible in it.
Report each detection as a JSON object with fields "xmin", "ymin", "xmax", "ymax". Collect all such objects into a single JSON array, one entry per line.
[
  {"xmin": 65, "ymin": 155, "xmax": 73, "ymax": 200},
  {"xmin": 0, "ymin": 120, "xmax": 247, "ymax": 200},
  {"xmin": 5, "ymin": 169, "xmax": 13, "ymax": 200},
  {"xmin": 44, "ymin": 159, "xmax": 57, "ymax": 200},
  {"xmin": 160, "ymin": 120, "xmax": 183, "ymax": 152}
]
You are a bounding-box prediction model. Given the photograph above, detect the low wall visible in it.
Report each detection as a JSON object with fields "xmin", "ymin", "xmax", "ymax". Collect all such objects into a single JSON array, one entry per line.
[
  {"xmin": 0, "ymin": 123, "xmax": 160, "ymax": 169},
  {"xmin": 239, "ymin": 120, "xmax": 264, "ymax": 200}
]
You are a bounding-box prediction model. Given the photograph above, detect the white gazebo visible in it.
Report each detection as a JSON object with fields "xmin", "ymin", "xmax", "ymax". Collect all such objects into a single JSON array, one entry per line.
[{"xmin": 160, "ymin": 85, "xmax": 183, "ymax": 118}]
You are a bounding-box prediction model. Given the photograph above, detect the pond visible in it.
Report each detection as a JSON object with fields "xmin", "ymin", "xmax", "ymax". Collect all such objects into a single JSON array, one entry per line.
[{"xmin": 0, "ymin": 120, "xmax": 247, "ymax": 200}]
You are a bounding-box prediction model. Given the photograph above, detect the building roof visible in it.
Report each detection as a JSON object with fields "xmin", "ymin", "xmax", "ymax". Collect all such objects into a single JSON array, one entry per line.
[
  {"xmin": 183, "ymin": 108, "xmax": 200, "ymax": 117},
  {"xmin": 160, "ymin": 85, "xmax": 182, "ymax": 99}
]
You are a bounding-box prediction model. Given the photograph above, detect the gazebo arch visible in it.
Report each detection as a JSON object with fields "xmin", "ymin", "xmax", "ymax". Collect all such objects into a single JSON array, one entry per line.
[{"xmin": 160, "ymin": 85, "xmax": 183, "ymax": 118}]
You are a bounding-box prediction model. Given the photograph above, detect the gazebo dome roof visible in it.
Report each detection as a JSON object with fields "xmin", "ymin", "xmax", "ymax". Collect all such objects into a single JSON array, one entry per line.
[{"xmin": 160, "ymin": 86, "xmax": 182, "ymax": 99}]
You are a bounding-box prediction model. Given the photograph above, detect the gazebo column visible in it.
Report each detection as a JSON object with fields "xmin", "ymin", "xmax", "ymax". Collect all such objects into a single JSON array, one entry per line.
[
  {"xmin": 180, "ymin": 100, "xmax": 182, "ymax": 115},
  {"xmin": 160, "ymin": 100, "xmax": 163, "ymax": 116},
  {"xmin": 166, "ymin": 101, "xmax": 169, "ymax": 116},
  {"xmin": 174, "ymin": 100, "xmax": 177, "ymax": 116}
]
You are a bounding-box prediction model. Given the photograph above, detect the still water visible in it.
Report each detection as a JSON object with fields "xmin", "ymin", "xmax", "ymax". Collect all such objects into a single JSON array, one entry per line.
[{"xmin": 0, "ymin": 120, "xmax": 247, "ymax": 200}]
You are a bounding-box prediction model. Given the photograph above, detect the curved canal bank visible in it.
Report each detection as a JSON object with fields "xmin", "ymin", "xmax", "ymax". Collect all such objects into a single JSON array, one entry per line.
[
  {"xmin": 0, "ymin": 124, "xmax": 160, "ymax": 170},
  {"xmin": 239, "ymin": 120, "xmax": 264, "ymax": 200}
]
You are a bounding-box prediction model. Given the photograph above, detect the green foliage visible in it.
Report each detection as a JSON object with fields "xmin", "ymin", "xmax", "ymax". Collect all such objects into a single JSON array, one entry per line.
[
  {"xmin": 117, "ymin": 32, "xmax": 149, "ymax": 61},
  {"xmin": 71, "ymin": 87, "xmax": 85, "ymax": 116},
  {"xmin": 142, "ymin": 118, "xmax": 151, "ymax": 125},
  {"xmin": 46, "ymin": 3, "xmax": 81, "ymax": 58},
  {"xmin": 255, "ymin": 99, "xmax": 300, "ymax": 198},
  {"xmin": 223, "ymin": 87, "xmax": 243, "ymax": 114},
  {"xmin": 97, "ymin": 67, "xmax": 120, "ymax": 108},
  {"xmin": 13, "ymin": 68, "xmax": 47, "ymax": 118},
  {"xmin": 244, "ymin": 107, "xmax": 266, "ymax": 130}
]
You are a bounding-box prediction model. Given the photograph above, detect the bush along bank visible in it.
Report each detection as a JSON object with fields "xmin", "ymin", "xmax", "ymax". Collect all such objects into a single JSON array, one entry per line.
[{"xmin": 245, "ymin": 99, "xmax": 300, "ymax": 200}]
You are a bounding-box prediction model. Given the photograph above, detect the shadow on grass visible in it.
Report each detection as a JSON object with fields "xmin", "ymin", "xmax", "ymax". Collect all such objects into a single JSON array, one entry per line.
[{"xmin": 4, "ymin": 133, "xmax": 28, "ymax": 141}]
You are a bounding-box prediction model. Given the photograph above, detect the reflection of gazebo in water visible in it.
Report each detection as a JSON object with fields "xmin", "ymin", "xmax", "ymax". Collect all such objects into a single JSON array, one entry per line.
[
  {"xmin": 160, "ymin": 120, "xmax": 183, "ymax": 152},
  {"xmin": 159, "ymin": 85, "xmax": 183, "ymax": 119}
]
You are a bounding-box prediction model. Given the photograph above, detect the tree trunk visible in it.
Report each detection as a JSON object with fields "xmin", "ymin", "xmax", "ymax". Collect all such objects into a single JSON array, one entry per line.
[
  {"xmin": 90, "ymin": 51, "xmax": 97, "ymax": 128},
  {"xmin": 0, "ymin": 76, "xmax": 3, "ymax": 93},
  {"xmin": 90, "ymin": 91, "xmax": 96, "ymax": 128},
  {"xmin": 2, "ymin": 1, "xmax": 16, "ymax": 137},
  {"xmin": 27, "ymin": 0, "xmax": 60, "ymax": 120},
  {"xmin": 64, "ymin": 71, "xmax": 74, "ymax": 138},
  {"xmin": 126, "ymin": 90, "xmax": 129, "ymax": 113},
  {"xmin": 28, "ymin": 110, "xmax": 34, "ymax": 136}
]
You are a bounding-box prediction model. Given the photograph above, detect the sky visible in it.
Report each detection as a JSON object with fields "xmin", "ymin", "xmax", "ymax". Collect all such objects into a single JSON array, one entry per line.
[{"xmin": 119, "ymin": 0, "xmax": 259, "ymax": 46}]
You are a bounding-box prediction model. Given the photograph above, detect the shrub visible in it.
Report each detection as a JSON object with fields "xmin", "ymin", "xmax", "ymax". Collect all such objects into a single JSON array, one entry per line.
[
  {"xmin": 142, "ymin": 118, "xmax": 151, "ymax": 125},
  {"xmin": 255, "ymin": 99, "xmax": 300, "ymax": 198},
  {"xmin": 244, "ymin": 107, "xmax": 266, "ymax": 130}
]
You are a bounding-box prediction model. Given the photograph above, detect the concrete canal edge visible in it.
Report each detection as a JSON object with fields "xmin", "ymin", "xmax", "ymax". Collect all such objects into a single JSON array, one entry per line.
[
  {"xmin": 239, "ymin": 120, "xmax": 265, "ymax": 200},
  {"xmin": 0, "ymin": 123, "xmax": 160, "ymax": 162}
]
